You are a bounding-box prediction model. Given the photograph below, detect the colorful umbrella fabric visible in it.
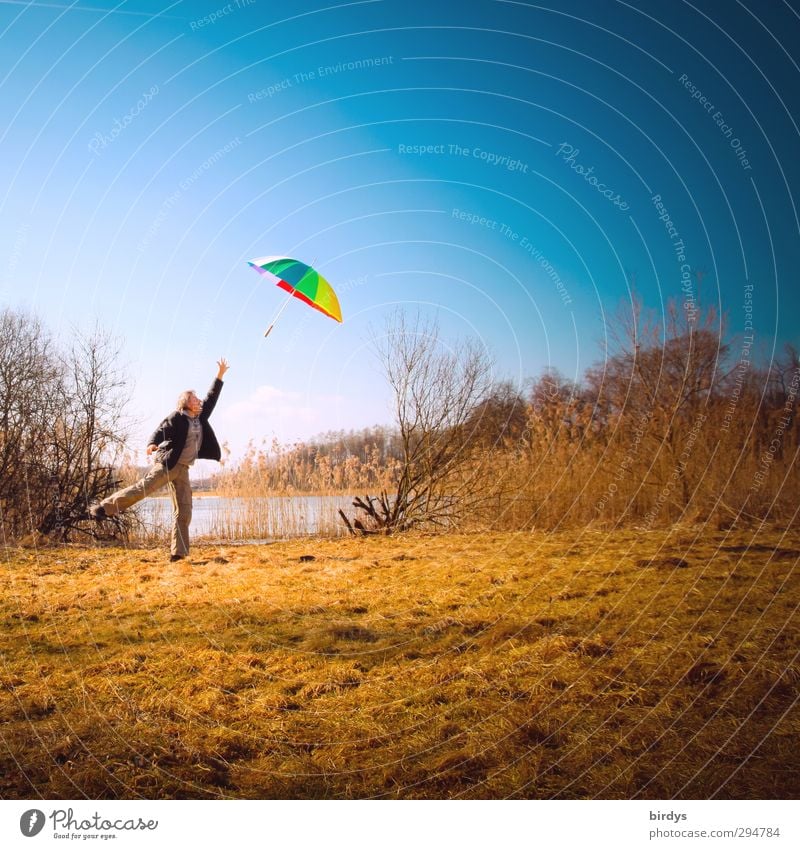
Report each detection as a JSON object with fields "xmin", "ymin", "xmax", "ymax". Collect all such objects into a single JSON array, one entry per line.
[{"xmin": 248, "ymin": 256, "xmax": 343, "ymax": 324}]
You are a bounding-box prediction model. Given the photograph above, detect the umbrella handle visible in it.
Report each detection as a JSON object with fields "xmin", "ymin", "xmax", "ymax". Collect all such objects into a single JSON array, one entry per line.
[{"xmin": 263, "ymin": 288, "xmax": 295, "ymax": 338}]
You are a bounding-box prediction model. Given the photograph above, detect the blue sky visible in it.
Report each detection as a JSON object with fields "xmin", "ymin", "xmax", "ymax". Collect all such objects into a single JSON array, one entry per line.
[{"xmin": 1, "ymin": 0, "xmax": 798, "ymax": 463}]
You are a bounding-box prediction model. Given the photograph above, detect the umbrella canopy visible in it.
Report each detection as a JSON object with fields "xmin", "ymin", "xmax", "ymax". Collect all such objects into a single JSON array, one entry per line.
[{"xmin": 248, "ymin": 256, "xmax": 342, "ymax": 323}]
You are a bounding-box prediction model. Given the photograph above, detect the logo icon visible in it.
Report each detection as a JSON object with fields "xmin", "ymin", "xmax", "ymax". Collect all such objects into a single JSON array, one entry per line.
[{"xmin": 20, "ymin": 810, "xmax": 46, "ymax": 837}]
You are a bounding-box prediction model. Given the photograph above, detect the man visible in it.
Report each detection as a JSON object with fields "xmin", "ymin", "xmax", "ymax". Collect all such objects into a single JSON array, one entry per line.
[{"xmin": 91, "ymin": 358, "xmax": 229, "ymax": 561}]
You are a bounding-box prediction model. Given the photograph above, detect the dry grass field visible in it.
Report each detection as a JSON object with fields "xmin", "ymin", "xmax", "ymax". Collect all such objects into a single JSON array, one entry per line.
[{"xmin": 1, "ymin": 526, "xmax": 798, "ymax": 799}]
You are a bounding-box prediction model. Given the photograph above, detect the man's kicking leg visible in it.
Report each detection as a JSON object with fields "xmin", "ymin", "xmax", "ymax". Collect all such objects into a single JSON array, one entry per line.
[{"xmin": 90, "ymin": 464, "xmax": 171, "ymax": 519}]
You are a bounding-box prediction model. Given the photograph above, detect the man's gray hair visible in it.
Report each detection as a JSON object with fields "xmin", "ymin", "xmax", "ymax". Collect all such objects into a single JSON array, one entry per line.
[{"xmin": 176, "ymin": 390, "xmax": 196, "ymax": 411}]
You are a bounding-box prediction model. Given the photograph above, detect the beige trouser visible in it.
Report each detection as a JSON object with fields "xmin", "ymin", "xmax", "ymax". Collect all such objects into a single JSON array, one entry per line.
[{"xmin": 101, "ymin": 463, "xmax": 193, "ymax": 557}]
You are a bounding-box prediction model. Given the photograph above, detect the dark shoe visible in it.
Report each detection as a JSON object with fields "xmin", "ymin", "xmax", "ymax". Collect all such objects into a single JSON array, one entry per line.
[
  {"xmin": 169, "ymin": 554, "xmax": 185, "ymax": 562},
  {"xmin": 89, "ymin": 504, "xmax": 107, "ymax": 520}
]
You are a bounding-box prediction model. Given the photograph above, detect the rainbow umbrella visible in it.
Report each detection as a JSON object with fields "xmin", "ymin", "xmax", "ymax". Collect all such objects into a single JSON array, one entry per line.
[{"xmin": 248, "ymin": 255, "xmax": 343, "ymax": 337}]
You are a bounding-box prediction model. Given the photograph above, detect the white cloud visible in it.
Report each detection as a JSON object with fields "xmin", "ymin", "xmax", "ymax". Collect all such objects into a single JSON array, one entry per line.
[{"xmin": 218, "ymin": 384, "xmax": 348, "ymax": 456}]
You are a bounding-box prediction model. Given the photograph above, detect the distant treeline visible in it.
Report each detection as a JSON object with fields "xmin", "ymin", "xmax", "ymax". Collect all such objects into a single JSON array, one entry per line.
[{"xmin": 215, "ymin": 427, "xmax": 404, "ymax": 494}]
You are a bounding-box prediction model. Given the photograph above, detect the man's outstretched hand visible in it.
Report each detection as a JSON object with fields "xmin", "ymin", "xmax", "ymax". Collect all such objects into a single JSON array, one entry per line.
[{"xmin": 216, "ymin": 358, "xmax": 229, "ymax": 380}]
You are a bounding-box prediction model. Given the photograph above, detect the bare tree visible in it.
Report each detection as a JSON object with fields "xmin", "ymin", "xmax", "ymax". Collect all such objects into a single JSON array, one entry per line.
[
  {"xmin": 0, "ymin": 308, "xmax": 132, "ymax": 541},
  {"xmin": 0, "ymin": 309, "xmax": 58, "ymax": 540},
  {"xmin": 37, "ymin": 325, "xmax": 131, "ymax": 537},
  {"xmin": 341, "ymin": 311, "xmax": 493, "ymax": 533}
]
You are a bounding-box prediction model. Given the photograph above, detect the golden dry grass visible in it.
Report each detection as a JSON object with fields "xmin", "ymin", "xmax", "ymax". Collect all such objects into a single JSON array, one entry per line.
[{"xmin": 1, "ymin": 526, "xmax": 798, "ymax": 799}]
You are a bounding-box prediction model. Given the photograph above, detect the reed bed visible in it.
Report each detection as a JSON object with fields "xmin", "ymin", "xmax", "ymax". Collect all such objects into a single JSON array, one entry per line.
[
  {"xmin": 1, "ymin": 525, "xmax": 798, "ymax": 799},
  {"xmin": 202, "ymin": 496, "xmax": 348, "ymax": 540}
]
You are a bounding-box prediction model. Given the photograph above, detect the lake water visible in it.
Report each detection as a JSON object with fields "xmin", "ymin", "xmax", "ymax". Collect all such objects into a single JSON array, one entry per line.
[{"xmin": 138, "ymin": 494, "xmax": 355, "ymax": 540}]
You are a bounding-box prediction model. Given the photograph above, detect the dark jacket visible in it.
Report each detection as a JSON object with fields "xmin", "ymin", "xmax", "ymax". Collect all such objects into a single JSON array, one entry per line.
[{"xmin": 147, "ymin": 378, "xmax": 224, "ymax": 470}]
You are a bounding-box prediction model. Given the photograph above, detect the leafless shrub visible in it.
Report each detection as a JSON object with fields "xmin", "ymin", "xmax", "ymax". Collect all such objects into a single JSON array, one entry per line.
[
  {"xmin": 342, "ymin": 311, "xmax": 493, "ymax": 533},
  {"xmin": 0, "ymin": 308, "xmax": 132, "ymax": 541}
]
